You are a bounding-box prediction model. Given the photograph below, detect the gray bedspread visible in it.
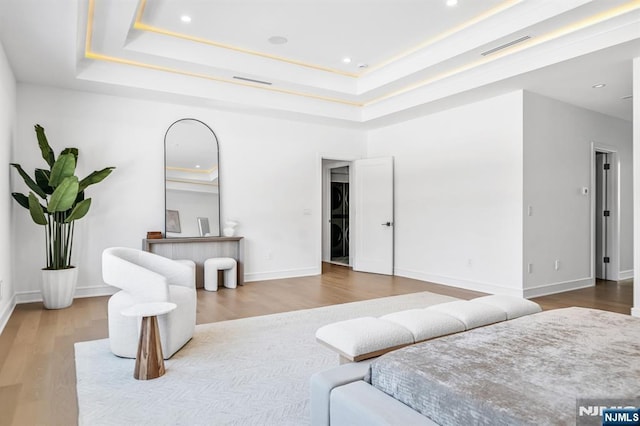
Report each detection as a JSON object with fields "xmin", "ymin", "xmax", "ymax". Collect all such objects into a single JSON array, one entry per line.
[{"xmin": 368, "ymin": 307, "xmax": 640, "ymax": 425}]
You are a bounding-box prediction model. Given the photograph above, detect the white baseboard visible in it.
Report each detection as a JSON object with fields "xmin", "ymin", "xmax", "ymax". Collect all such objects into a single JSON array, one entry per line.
[
  {"xmin": 394, "ymin": 268, "xmax": 524, "ymax": 297},
  {"xmin": 15, "ymin": 284, "xmax": 118, "ymax": 304},
  {"xmin": 0, "ymin": 295, "xmax": 16, "ymax": 335},
  {"xmin": 244, "ymin": 267, "xmax": 320, "ymax": 283},
  {"xmin": 632, "ymin": 307, "xmax": 640, "ymax": 318},
  {"xmin": 523, "ymin": 277, "xmax": 594, "ymax": 298},
  {"xmin": 618, "ymin": 269, "xmax": 634, "ymax": 280}
]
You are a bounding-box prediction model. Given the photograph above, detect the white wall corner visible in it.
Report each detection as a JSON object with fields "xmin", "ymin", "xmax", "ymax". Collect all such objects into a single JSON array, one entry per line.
[
  {"xmin": 632, "ymin": 307, "xmax": 640, "ymax": 318},
  {"xmin": 523, "ymin": 277, "xmax": 595, "ymax": 298},
  {"xmin": 0, "ymin": 294, "xmax": 16, "ymax": 335}
]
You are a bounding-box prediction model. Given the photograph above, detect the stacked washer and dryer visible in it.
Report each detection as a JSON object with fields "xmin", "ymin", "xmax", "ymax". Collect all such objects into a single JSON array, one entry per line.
[{"xmin": 330, "ymin": 167, "xmax": 349, "ymax": 265}]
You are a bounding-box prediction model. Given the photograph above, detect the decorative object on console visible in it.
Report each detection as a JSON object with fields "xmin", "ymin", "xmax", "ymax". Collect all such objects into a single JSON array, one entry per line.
[
  {"xmin": 102, "ymin": 247, "xmax": 196, "ymax": 359},
  {"xmin": 146, "ymin": 231, "xmax": 163, "ymax": 239},
  {"xmin": 166, "ymin": 209, "xmax": 181, "ymax": 233},
  {"xmin": 197, "ymin": 217, "xmax": 210, "ymax": 236},
  {"xmin": 10, "ymin": 124, "xmax": 115, "ymax": 309},
  {"xmin": 223, "ymin": 220, "xmax": 238, "ymax": 237}
]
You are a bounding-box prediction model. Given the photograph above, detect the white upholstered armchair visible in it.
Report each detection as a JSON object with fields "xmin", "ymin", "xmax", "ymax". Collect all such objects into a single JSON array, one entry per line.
[{"xmin": 102, "ymin": 247, "xmax": 197, "ymax": 359}]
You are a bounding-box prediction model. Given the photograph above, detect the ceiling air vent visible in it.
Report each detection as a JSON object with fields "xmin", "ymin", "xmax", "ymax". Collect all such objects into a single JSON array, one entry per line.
[
  {"xmin": 481, "ymin": 36, "xmax": 531, "ymax": 56},
  {"xmin": 233, "ymin": 76, "xmax": 272, "ymax": 85}
]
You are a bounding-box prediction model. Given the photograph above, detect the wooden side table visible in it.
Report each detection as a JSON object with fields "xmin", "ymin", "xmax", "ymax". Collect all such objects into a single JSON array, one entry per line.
[{"xmin": 121, "ymin": 302, "xmax": 177, "ymax": 380}]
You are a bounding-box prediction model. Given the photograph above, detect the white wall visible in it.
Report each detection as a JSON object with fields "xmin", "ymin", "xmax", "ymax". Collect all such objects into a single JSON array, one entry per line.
[
  {"xmin": 367, "ymin": 91, "xmax": 525, "ymax": 296},
  {"xmin": 0, "ymin": 41, "xmax": 16, "ymax": 331},
  {"xmin": 13, "ymin": 84, "xmax": 365, "ymax": 302},
  {"xmin": 523, "ymin": 92, "xmax": 633, "ymax": 298}
]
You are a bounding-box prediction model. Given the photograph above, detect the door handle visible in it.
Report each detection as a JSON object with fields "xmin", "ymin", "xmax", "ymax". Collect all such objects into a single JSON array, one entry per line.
[{"xmin": 381, "ymin": 222, "xmax": 393, "ymax": 227}]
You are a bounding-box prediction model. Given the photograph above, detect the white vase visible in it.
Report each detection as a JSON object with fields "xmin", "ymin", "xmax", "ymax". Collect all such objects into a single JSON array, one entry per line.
[
  {"xmin": 41, "ymin": 267, "xmax": 79, "ymax": 309},
  {"xmin": 223, "ymin": 221, "xmax": 238, "ymax": 237}
]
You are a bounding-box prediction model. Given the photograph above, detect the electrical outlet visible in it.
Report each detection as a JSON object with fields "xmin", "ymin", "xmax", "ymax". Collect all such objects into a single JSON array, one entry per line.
[
  {"xmin": 554, "ymin": 260, "xmax": 560, "ymax": 271},
  {"xmin": 527, "ymin": 263, "xmax": 533, "ymax": 274}
]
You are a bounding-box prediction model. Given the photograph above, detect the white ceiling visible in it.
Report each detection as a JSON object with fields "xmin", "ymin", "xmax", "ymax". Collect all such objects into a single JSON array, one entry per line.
[{"xmin": 0, "ymin": 0, "xmax": 638, "ymax": 125}]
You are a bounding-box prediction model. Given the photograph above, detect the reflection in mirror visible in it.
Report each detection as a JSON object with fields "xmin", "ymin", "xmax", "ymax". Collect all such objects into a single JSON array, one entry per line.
[{"xmin": 165, "ymin": 118, "xmax": 220, "ymax": 237}]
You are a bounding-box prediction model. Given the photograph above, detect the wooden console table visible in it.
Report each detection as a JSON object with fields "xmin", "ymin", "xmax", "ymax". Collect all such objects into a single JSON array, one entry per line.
[{"xmin": 142, "ymin": 236, "xmax": 244, "ymax": 288}]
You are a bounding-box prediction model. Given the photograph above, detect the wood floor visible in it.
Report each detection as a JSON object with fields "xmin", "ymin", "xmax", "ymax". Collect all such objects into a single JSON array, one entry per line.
[{"xmin": 0, "ymin": 263, "xmax": 634, "ymax": 426}]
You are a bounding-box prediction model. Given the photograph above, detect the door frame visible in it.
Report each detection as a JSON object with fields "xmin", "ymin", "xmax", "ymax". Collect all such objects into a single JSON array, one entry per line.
[
  {"xmin": 317, "ymin": 154, "xmax": 361, "ymax": 271},
  {"xmin": 590, "ymin": 142, "xmax": 620, "ymax": 281},
  {"xmin": 323, "ymin": 161, "xmax": 352, "ymax": 265}
]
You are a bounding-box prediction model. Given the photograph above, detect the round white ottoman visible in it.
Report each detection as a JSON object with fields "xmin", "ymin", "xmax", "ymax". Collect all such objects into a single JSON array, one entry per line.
[{"xmin": 204, "ymin": 257, "xmax": 237, "ymax": 291}]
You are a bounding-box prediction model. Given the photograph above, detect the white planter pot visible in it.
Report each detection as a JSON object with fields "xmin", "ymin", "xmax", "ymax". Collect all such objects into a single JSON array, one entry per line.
[{"xmin": 41, "ymin": 267, "xmax": 79, "ymax": 309}]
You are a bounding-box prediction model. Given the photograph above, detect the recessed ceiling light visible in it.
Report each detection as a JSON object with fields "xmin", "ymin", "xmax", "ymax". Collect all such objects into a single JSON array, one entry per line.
[
  {"xmin": 446, "ymin": 0, "xmax": 458, "ymax": 6},
  {"xmin": 195, "ymin": 165, "xmax": 201, "ymax": 169},
  {"xmin": 342, "ymin": 57, "xmax": 352, "ymax": 64},
  {"xmin": 592, "ymin": 83, "xmax": 606, "ymax": 89},
  {"xmin": 358, "ymin": 63, "xmax": 369, "ymax": 69},
  {"xmin": 621, "ymin": 94, "xmax": 632, "ymax": 100},
  {"xmin": 268, "ymin": 36, "xmax": 288, "ymax": 45},
  {"xmin": 180, "ymin": 15, "xmax": 191, "ymax": 23}
]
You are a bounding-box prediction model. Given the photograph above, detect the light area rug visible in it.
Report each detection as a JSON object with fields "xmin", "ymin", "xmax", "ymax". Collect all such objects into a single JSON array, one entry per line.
[{"xmin": 75, "ymin": 291, "xmax": 458, "ymax": 425}]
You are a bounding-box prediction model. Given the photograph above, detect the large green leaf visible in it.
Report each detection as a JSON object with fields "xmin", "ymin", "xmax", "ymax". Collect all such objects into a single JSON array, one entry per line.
[
  {"xmin": 60, "ymin": 147, "xmax": 78, "ymax": 162},
  {"xmin": 65, "ymin": 198, "xmax": 91, "ymax": 222},
  {"xmin": 12, "ymin": 192, "xmax": 47, "ymax": 211},
  {"xmin": 28, "ymin": 192, "xmax": 48, "ymax": 225},
  {"xmin": 34, "ymin": 168, "xmax": 53, "ymax": 194},
  {"xmin": 47, "ymin": 176, "xmax": 79, "ymax": 213},
  {"xmin": 75, "ymin": 191, "xmax": 85, "ymax": 203},
  {"xmin": 49, "ymin": 153, "xmax": 76, "ymax": 188},
  {"xmin": 11, "ymin": 192, "xmax": 29, "ymax": 209},
  {"xmin": 10, "ymin": 163, "xmax": 47, "ymax": 199},
  {"xmin": 79, "ymin": 167, "xmax": 115, "ymax": 191},
  {"xmin": 35, "ymin": 124, "xmax": 55, "ymax": 168}
]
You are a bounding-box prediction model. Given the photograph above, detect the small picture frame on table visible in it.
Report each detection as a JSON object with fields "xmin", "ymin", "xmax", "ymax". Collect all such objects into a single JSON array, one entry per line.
[
  {"xmin": 166, "ymin": 210, "xmax": 181, "ymax": 233},
  {"xmin": 197, "ymin": 217, "xmax": 210, "ymax": 237}
]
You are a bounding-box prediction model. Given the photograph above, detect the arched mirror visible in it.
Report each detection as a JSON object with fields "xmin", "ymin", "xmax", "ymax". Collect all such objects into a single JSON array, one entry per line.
[{"xmin": 164, "ymin": 119, "xmax": 220, "ymax": 237}]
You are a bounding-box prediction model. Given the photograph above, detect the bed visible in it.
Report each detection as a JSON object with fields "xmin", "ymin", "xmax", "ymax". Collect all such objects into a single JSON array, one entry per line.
[{"xmin": 311, "ymin": 307, "xmax": 640, "ymax": 425}]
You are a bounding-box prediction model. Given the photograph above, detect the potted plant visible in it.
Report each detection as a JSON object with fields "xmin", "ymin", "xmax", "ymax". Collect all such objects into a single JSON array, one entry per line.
[{"xmin": 10, "ymin": 124, "xmax": 115, "ymax": 309}]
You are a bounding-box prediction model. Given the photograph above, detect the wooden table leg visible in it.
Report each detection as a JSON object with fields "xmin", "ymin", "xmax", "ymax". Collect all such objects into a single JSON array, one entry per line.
[{"xmin": 134, "ymin": 315, "xmax": 165, "ymax": 380}]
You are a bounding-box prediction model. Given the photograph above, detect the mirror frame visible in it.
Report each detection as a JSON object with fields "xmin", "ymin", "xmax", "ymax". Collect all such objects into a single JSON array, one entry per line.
[{"xmin": 164, "ymin": 118, "xmax": 221, "ymax": 238}]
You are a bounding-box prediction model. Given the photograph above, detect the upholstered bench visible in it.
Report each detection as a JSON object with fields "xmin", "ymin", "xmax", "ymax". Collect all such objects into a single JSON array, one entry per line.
[{"xmin": 316, "ymin": 295, "xmax": 541, "ymax": 363}]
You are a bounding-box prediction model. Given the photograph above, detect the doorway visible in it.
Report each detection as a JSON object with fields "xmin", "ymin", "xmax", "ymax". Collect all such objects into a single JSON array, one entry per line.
[
  {"xmin": 330, "ymin": 166, "xmax": 350, "ymax": 265},
  {"xmin": 320, "ymin": 156, "xmax": 395, "ymax": 274},
  {"xmin": 322, "ymin": 160, "xmax": 352, "ymax": 266},
  {"xmin": 592, "ymin": 146, "xmax": 619, "ymax": 281}
]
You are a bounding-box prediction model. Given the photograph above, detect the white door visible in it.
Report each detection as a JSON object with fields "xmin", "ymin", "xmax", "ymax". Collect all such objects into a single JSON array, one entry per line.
[
  {"xmin": 595, "ymin": 152, "xmax": 608, "ymax": 279},
  {"xmin": 353, "ymin": 157, "xmax": 394, "ymax": 275}
]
